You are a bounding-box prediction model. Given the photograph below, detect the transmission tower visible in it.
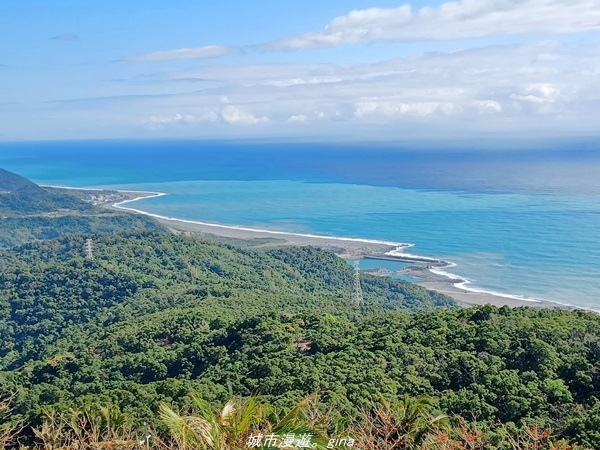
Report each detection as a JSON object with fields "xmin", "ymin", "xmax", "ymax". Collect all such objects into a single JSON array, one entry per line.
[
  {"xmin": 84, "ymin": 238, "xmax": 94, "ymax": 260},
  {"xmin": 352, "ymin": 260, "xmax": 364, "ymax": 305}
]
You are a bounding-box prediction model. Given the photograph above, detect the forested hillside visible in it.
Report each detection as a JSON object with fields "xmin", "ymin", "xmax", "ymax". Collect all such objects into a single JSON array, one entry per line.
[
  {"xmin": 0, "ymin": 168, "xmax": 163, "ymax": 247},
  {"xmin": 1, "ymin": 231, "xmax": 600, "ymax": 448},
  {"xmin": 0, "ymin": 168, "xmax": 94, "ymax": 216},
  {"xmin": 0, "ymin": 168, "xmax": 38, "ymax": 192},
  {"xmin": 0, "ymin": 232, "xmax": 453, "ymax": 366}
]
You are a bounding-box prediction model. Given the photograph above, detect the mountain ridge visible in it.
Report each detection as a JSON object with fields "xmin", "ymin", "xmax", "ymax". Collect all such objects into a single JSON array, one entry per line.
[
  {"xmin": 0, "ymin": 168, "xmax": 164, "ymax": 247},
  {"xmin": 0, "ymin": 167, "xmax": 39, "ymax": 192}
]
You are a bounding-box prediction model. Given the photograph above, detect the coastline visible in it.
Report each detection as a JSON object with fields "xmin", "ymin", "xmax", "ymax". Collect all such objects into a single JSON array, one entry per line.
[
  {"xmin": 111, "ymin": 190, "xmax": 403, "ymax": 258},
  {"xmin": 38, "ymin": 185, "xmax": 574, "ymax": 311},
  {"xmin": 102, "ymin": 188, "xmax": 573, "ymax": 310}
]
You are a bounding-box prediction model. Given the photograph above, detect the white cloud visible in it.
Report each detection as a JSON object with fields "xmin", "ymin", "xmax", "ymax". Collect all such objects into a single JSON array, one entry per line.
[
  {"xmin": 287, "ymin": 114, "xmax": 309, "ymax": 123},
  {"xmin": 510, "ymin": 83, "xmax": 561, "ymax": 104},
  {"xmin": 286, "ymin": 111, "xmax": 327, "ymax": 123},
  {"xmin": 148, "ymin": 113, "xmax": 197, "ymax": 125},
  {"xmin": 508, "ymin": 83, "xmax": 565, "ymax": 114},
  {"xmin": 127, "ymin": 45, "xmax": 239, "ymax": 62},
  {"xmin": 219, "ymin": 105, "xmax": 268, "ymax": 125},
  {"xmin": 354, "ymin": 100, "xmax": 457, "ymax": 118},
  {"xmin": 145, "ymin": 112, "xmax": 218, "ymax": 129},
  {"xmin": 145, "ymin": 106, "xmax": 268, "ymax": 128},
  {"xmin": 473, "ymin": 100, "xmax": 503, "ymax": 113},
  {"xmin": 272, "ymin": 0, "xmax": 600, "ymax": 49}
]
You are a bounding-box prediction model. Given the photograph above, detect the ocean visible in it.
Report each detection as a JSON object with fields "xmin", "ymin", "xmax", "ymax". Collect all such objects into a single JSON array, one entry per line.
[{"xmin": 1, "ymin": 139, "xmax": 599, "ymax": 310}]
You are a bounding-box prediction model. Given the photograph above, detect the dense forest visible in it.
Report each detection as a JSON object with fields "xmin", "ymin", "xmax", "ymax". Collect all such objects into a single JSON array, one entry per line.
[
  {"xmin": 0, "ymin": 169, "xmax": 39, "ymax": 192},
  {"xmin": 0, "ymin": 168, "xmax": 95, "ymax": 216},
  {"xmin": 0, "ymin": 231, "xmax": 599, "ymax": 448},
  {"xmin": 0, "ymin": 168, "xmax": 163, "ymax": 247}
]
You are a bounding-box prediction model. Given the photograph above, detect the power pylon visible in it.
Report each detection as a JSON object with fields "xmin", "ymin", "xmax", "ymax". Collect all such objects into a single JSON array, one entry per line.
[
  {"xmin": 352, "ymin": 260, "xmax": 364, "ymax": 305},
  {"xmin": 84, "ymin": 238, "xmax": 94, "ymax": 260}
]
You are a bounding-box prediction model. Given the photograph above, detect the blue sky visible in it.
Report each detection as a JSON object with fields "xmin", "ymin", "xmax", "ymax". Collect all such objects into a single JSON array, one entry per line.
[{"xmin": 1, "ymin": 0, "xmax": 600, "ymax": 141}]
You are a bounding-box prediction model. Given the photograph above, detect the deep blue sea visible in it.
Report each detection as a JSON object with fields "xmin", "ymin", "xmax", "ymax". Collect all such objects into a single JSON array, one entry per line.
[{"xmin": 1, "ymin": 140, "xmax": 599, "ymax": 310}]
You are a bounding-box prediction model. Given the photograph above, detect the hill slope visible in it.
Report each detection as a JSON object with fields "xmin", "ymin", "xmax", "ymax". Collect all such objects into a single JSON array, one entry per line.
[
  {"xmin": 0, "ymin": 168, "xmax": 38, "ymax": 192},
  {"xmin": 0, "ymin": 231, "xmax": 454, "ymax": 363},
  {"xmin": 0, "ymin": 168, "xmax": 94, "ymax": 215},
  {"xmin": 0, "ymin": 231, "xmax": 452, "ymax": 411},
  {"xmin": 0, "ymin": 183, "xmax": 96, "ymax": 216},
  {"xmin": 0, "ymin": 168, "xmax": 163, "ymax": 247},
  {"xmin": 0, "ymin": 232, "xmax": 599, "ymax": 447}
]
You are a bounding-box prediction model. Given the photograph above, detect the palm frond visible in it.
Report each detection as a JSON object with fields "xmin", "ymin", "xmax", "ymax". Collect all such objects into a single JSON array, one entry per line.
[
  {"xmin": 274, "ymin": 394, "xmax": 317, "ymax": 431},
  {"xmin": 159, "ymin": 403, "xmax": 214, "ymax": 450},
  {"xmin": 235, "ymin": 397, "xmax": 264, "ymax": 435},
  {"xmin": 219, "ymin": 399, "xmax": 237, "ymax": 428}
]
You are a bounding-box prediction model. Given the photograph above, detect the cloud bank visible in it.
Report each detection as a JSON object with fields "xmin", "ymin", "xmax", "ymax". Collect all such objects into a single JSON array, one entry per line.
[
  {"xmin": 272, "ymin": 0, "xmax": 600, "ymax": 49},
  {"xmin": 123, "ymin": 40, "xmax": 599, "ymax": 139}
]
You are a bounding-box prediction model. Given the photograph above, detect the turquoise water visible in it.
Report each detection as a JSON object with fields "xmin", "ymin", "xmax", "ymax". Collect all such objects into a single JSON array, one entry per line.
[
  {"xmin": 1, "ymin": 140, "xmax": 599, "ymax": 310},
  {"xmin": 347, "ymin": 258, "xmax": 415, "ymax": 282}
]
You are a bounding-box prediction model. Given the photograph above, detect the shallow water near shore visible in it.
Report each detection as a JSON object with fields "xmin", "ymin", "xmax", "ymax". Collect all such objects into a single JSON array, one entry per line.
[
  {"xmin": 1, "ymin": 140, "xmax": 600, "ymax": 309},
  {"xmin": 348, "ymin": 258, "xmax": 416, "ymax": 283}
]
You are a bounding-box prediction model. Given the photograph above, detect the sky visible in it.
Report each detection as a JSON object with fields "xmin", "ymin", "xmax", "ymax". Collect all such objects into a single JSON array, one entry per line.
[{"xmin": 1, "ymin": 0, "xmax": 600, "ymax": 142}]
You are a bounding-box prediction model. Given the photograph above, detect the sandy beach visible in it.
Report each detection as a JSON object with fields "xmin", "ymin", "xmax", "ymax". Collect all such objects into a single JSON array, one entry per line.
[{"xmin": 106, "ymin": 189, "xmax": 568, "ymax": 310}]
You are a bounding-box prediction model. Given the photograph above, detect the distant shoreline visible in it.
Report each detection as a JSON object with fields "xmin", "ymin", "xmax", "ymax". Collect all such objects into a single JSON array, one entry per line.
[{"xmin": 51, "ymin": 185, "xmax": 575, "ymax": 311}]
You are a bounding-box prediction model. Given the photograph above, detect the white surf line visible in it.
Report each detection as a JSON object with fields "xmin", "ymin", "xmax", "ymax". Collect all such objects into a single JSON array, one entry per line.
[
  {"xmin": 113, "ymin": 191, "xmax": 167, "ymax": 206},
  {"xmin": 111, "ymin": 190, "xmax": 411, "ymax": 248},
  {"xmin": 386, "ymin": 248, "xmax": 560, "ymax": 306},
  {"xmin": 430, "ymin": 262, "xmax": 543, "ymax": 303},
  {"xmin": 43, "ymin": 184, "xmax": 410, "ymax": 247},
  {"xmin": 417, "ymin": 259, "xmax": 600, "ymax": 313}
]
